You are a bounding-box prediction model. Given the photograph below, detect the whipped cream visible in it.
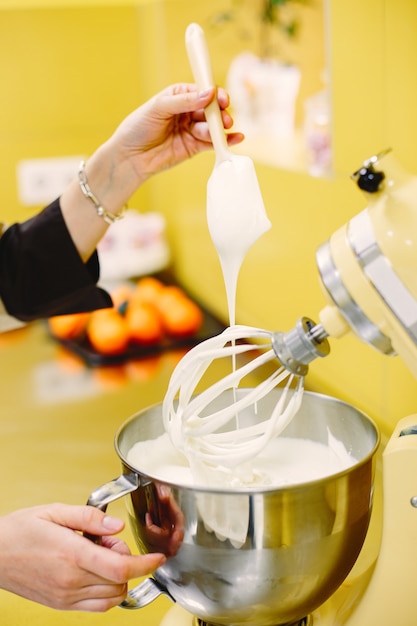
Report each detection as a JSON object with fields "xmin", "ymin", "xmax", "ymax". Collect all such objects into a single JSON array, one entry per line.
[{"xmin": 127, "ymin": 430, "xmax": 356, "ymax": 491}]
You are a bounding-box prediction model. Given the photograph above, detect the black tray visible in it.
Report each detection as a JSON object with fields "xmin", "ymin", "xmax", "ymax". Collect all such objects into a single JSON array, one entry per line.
[{"xmin": 51, "ymin": 275, "xmax": 226, "ymax": 367}]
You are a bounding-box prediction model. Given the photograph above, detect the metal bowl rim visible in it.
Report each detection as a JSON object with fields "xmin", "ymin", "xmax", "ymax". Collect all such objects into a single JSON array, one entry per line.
[{"xmin": 114, "ymin": 390, "xmax": 381, "ymax": 495}]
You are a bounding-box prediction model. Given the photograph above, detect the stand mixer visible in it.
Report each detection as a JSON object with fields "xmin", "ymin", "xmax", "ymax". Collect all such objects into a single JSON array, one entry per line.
[
  {"xmin": 159, "ymin": 151, "xmax": 417, "ymax": 624},
  {"xmin": 87, "ymin": 151, "xmax": 417, "ymax": 626},
  {"xmin": 272, "ymin": 148, "xmax": 417, "ymax": 379}
]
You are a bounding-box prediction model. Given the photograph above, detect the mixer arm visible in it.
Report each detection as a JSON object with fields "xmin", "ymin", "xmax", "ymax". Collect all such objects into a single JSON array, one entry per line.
[{"xmin": 271, "ymin": 316, "xmax": 330, "ymax": 376}]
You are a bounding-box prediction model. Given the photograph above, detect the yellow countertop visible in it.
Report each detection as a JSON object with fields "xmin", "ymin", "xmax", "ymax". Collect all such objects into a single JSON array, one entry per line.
[{"xmin": 0, "ymin": 321, "xmax": 184, "ymax": 625}]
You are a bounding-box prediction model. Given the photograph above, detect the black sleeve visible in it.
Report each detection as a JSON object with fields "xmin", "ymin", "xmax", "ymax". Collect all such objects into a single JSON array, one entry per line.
[{"xmin": 0, "ymin": 198, "xmax": 113, "ymax": 321}]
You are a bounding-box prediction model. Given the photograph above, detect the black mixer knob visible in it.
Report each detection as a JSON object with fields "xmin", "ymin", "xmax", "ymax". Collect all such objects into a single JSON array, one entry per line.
[{"xmin": 354, "ymin": 165, "xmax": 385, "ymax": 193}]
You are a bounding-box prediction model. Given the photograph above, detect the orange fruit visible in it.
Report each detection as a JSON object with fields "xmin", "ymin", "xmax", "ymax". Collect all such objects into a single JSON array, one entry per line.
[
  {"xmin": 131, "ymin": 276, "xmax": 165, "ymax": 306},
  {"xmin": 126, "ymin": 301, "xmax": 164, "ymax": 345},
  {"xmin": 159, "ymin": 294, "xmax": 203, "ymax": 338},
  {"xmin": 155, "ymin": 286, "xmax": 192, "ymax": 326},
  {"xmin": 110, "ymin": 284, "xmax": 134, "ymax": 310},
  {"xmin": 48, "ymin": 312, "xmax": 90, "ymax": 341},
  {"xmin": 86, "ymin": 308, "xmax": 130, "ymax": 355},
  {"xmin": 155, "ymin": 285, "xmax": 186, "ymax": 312}
]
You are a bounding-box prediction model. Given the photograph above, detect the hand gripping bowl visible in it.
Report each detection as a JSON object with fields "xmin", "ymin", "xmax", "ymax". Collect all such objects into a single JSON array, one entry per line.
[{"xmin": 87, "ymin": 390, "xmax": 379, "ymax": 626}]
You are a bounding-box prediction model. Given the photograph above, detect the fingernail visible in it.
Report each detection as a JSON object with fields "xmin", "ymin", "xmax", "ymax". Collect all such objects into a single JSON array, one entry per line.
[
  {"xmin": 198, "ymin": 89, "xmax": 212, "ymax": 99},
  {"xmin": 102, "ymin": 515, "xmax": 124, "ymax": 531},
  {"xmin": 157, "ymin": 484, "xmax": 170, "ymax": 498}
]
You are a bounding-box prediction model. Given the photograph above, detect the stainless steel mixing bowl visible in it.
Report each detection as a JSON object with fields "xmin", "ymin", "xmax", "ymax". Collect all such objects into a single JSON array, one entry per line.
[{"xmin": 88, "ymin": 390, "xmax": 379, "ymax": 626}]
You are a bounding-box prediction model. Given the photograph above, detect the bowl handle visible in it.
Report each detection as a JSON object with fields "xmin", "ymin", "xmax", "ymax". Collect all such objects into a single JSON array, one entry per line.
[
  {"xmin": 120, "ymin": 577, "xmax": 173, "ymax": 609},
  {"xmin": 85, "ymin": 473, "xmax": 174, "ymax": 610},
  {"xmin": 84, "ymin": 473, "xmax": 139, "ymax": 543}
]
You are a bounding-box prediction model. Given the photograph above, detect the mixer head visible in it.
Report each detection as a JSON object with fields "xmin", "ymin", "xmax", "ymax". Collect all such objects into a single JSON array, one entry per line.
[{"xmin": 272, "ymin": 148, "xmax": 417, "ymax": 378}]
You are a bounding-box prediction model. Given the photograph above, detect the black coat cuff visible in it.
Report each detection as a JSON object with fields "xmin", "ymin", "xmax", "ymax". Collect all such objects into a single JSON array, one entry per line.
[{"xmin": 0, "ymin": 198, "xmax": 112, "ymax": 321}]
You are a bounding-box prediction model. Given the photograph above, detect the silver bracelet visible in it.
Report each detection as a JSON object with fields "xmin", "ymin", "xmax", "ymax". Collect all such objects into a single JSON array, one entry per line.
[{"xmin": 77, "ymin": 160, "xmax": 126, "ymax": 225}]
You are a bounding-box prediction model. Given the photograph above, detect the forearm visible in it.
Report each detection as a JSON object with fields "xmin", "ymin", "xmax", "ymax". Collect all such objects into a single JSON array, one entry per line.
[{"xmin": 60, "ymin": 138, "xmax": 146, "ymax": 262}]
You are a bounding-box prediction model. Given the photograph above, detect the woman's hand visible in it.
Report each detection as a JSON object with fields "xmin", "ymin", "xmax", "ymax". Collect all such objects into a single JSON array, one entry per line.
[
  {"xmin": 0, "ymin": 503, "xmax": 165, "ymax": 611},
  {"xmin": 60, "ymin": 82, "xmax": 244, "ymax": 261},
  {"xmin": 110, "ymin": 83, "xmax": 244, "ymax": 180}
]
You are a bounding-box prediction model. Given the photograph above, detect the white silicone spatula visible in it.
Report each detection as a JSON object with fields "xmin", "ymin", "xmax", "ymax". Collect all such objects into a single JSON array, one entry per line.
[{"xmin": 185, "ymin": 23, "xmax": 271, "ymax": 323}]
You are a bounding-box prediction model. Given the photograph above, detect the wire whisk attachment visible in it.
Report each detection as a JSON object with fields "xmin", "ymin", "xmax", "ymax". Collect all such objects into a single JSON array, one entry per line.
[{"xmin": 162, "ymin": 325, "xmax": 304, "ymax": 470}]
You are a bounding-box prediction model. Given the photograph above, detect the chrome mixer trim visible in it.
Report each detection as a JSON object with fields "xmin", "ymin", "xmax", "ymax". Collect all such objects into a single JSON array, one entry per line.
[
  {"xmin": 349, "ymin": 209, "xmax": 417, "ymax": 344},
  {"xmin": 272, "ymin": 317, "xmax": 330, "ymax": 376},
  {"xmin": 316, "ymin": 242, "xmax": 393, "ymax": 354}
]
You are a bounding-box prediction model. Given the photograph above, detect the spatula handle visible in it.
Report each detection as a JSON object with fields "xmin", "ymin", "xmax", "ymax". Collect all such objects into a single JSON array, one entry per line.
[{"xmin": 185, "ymin": 23, "xmax": 230, "ymax": 163}]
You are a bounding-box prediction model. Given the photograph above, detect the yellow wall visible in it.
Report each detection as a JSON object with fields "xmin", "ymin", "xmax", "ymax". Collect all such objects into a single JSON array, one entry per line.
[
  {"xmin": 1, "ymin": 0, "xmax": 417, "ymax": 434},
  {"xmin": 0, "ymin": 0, "xmax": 169, "ymax": 220}
]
